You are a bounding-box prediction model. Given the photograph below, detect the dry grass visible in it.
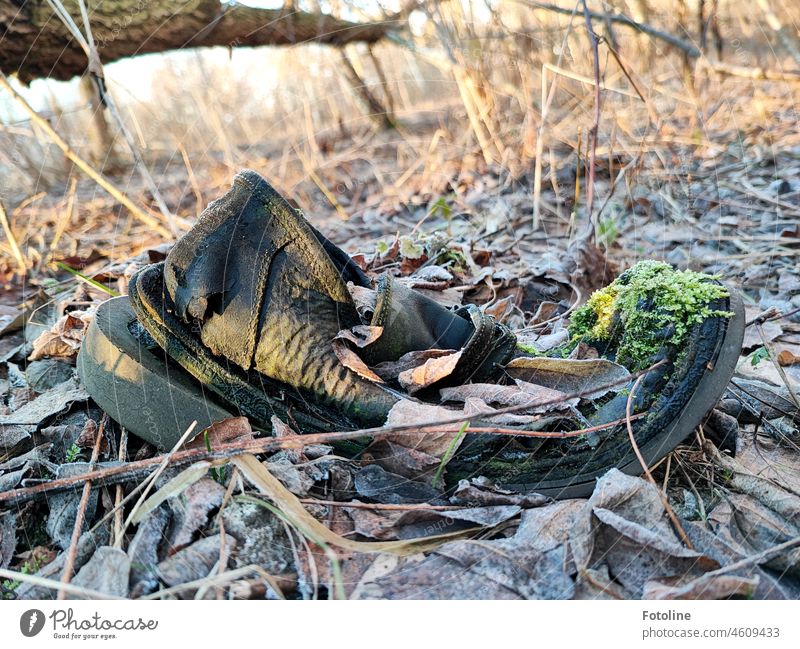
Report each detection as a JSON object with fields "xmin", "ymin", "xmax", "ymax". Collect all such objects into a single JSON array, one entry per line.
[{"xmin": 1, "ymin": 1, "xmax": 798, "ymax": 284}]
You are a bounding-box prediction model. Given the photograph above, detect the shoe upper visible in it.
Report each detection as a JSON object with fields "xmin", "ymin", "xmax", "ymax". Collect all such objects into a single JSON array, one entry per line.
[{"xmin": 162, "ymin": 170, "xmax": 516, "ymax": 427}]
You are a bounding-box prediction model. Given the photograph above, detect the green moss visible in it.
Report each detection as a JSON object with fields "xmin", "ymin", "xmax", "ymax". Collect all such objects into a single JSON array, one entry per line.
[{"xmin": 568, "ymin": 260, "xmax": 732, "ymax": 370}]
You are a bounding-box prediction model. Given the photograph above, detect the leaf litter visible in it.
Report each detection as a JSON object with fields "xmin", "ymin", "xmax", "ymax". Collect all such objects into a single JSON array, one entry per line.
[{"xmin": 1, "ymin": 134, "xmax": 800, "ymax": 601}]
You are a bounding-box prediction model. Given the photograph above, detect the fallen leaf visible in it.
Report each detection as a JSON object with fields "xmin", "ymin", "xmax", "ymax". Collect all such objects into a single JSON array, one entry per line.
[
  {"xmin": 372, "ymin": 349, "xmax": 456, "ymax": 382},
  {"xmin": 128, "ymin": 504, "xmax": 170, "ymax": 597},
  {"xmin": 167, "ymin": 477, "xmax": 227, "ymax": 552},
  {"xmin": 131, "ymin": 462, "xmax": 212, "ymax": 525},
  {"xmin": 0, "ymin": 512, "xmax": 17, "ymax": 569},
  {"xmin": 364, "ymin": 439, "xmax": 442, "ymax": 485},
  {"xmin": 777, "ymin": 347, "xmax": 800, "ymax": 366},
  {"xmin": 69, "ymin": 546, "xmax": 130, "ymax": 599},
  {"xmin": 570, "ymin": 470, "xmax": 718, "ymax": 597},
  {"xmin": 156, "ymin": 534, "xmax": 236, "ymax": 589},
  {"xmin": 186, "ymin": 416, "xmax": 254, "ymax": 449},
  {"xmin": 354, "ymin": 464, "xmax": 442, "ymax": 505},
  {"xmin": 46, "ymin": 462, "xmax": 101, "ymax": 550},
  {"xmin": 383, "ymin": 400, "xmax": 465, "ymax": 456},
  {"xmin": 232, "ymin": 454, "xmax": 479, "ymax": 555},
  {"xmin": 29, "ymin": 309, "xmax": 94, "ymax": 361},
  {"xmin": 515, "ymin": 328, "xmax": 570, "ymax": 354},
  {"xmin": 221, "ymin": 499, "xmax": 294, "ymax": 574},
  {"xmin": 440, "ymin": 381, "xmax": 575, "ymax": 413},
  {"xmin": 643, "ymin": 573, "xmax": 759, "ymax": 600},
  {"xmin": 335, "ymin": 325, "xmax": 384, "ymax": 348},
  {"xmin": 450, "ymin": 477, "xmax": 548, "ymax": 508},
  {"xmin": 505, "ymin": 357, "xmax": 630, "ymax": 400},
  {"xmin": 398, "ymin": 350, "xmax": 462, "ymax": 394},
  {"xmin": 0, "ymin": 378, "xmax": 88, "ymax": 428},
  {"xmin": 332, "ymin": 339, "xmax": 385, "ymax": 383}
]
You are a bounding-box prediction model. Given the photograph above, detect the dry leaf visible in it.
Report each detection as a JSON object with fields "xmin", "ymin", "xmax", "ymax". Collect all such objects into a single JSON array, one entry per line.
[
  {"xmin": 372, "ymin": 349, "xmax": 456, "ymax": 382},
  {"xmin": 335, "ymin": 325, "xmax": 384, "ymax": 348},
  {"xmin": 383, "ymin": 399, "xmax": 466, "ymax": 456},
  {"xmin": 231, "ymin": 454, "xmax": 480, "ymax": 555},
  {"xmin": 505, "ymin": 357, "xmax": 630, "ymax": 400},
  {"xmin": 440, "ymin": 381, "xmax": 575, "ymax": 413},
  {"xmin": 398, "ymin": 350, "xmax": 462, "ymax": 394},
  {"xmin": 29, "ymin": 310, "xmax": 93, "ymax": 361},
  {"xmin": 187, "ymin": 416, "xmax": 254, "ymax": 449},
  {"xmin": 332, "ymin": 339, "xmax": 385, "ymax": 383},
  {"xmin": 777, "ymin": 347, "xmax": 800, "ymax": 366}
]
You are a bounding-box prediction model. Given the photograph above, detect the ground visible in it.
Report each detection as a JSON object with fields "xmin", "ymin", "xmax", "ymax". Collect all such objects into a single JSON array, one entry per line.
[{"xmin": 1, "ymin": 3, "xmax": 800, "ymax": 600}]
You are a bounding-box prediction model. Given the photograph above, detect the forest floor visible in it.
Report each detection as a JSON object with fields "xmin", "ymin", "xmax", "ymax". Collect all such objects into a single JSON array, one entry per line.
[{"xmin": 1, "ymin": 88, "xmax": 800, "ymax": 599}]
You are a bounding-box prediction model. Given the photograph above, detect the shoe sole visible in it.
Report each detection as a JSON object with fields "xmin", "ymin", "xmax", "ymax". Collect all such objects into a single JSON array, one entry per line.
[
  {"xmin": 77, "ymin": 295, "xmax": 235, "ymax": 448},
  {"xmin": 495, "ymin": 285, "xmax": 745, "ymax": 498},
  {"xmin": 129, "ymin": 262, "xmax": 347, "ymax": 436}
]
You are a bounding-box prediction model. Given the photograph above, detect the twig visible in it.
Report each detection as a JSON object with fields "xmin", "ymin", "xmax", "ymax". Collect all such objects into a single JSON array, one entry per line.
[
  {"xmin": 58, "ymin": 414, "xmax": 107, "ymax": 600},
  {"xmin": 116, "ymin": 421, "xmax": 198, "ymax": 541},
  {"xmin": 703, "ymin": 535, "xmax": 800, "ymax": 577},
  {"xmin": 112, "ymin": 429, "xmax": 128, "ymax": 549},
  {"xmin": 49, "ymin": 0, "xmax": 179, "ymax": 235},
  {"xmin": 0, "ymin": 200, "xmax": 26, "ymax": 275},
  {"xmin": 533, "ymin": 3, "xmax": 579, "ymax": 228},
  {"xmin": 300, "ymin": 498, "xmax": 465, "ymax": 511},
  {"xmin": 0, "ymin": 362, "xmax": 665, "ymax": 508},
  {"xmin": 520, "ymin": 1, "xmax": 701, "ymax": 57},
  {"xmin": 0, "ymin": 568, "xmax": 124, "ymax": 600},
  {"xmin": 625, "ymin": 375, "xmax": 694, "ymax": 549},
  {"xmin": 0, "ymin": 71, "xmax": 171, "ymax": 238},
  {"xmin": 580, "ymin": 0, "xmax": 602, "ymax": 241},
  {"xmin": 0, "ymin": 413, "xmax": 648, "ymax": 507}
]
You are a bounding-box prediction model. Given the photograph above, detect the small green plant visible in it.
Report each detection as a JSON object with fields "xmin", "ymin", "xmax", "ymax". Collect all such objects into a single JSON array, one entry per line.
[
  {"xmin": 203, "ymin": 431, "xmax": 227, "ymax": 484},
  {"xmin": 750, "ymin": 346, "xmax": 770, "ymax": 367},
  {"xmin": 430, "ymin": 196, "xmax": 452, "ymax": 220},
  {"xmin": 2, "ymin": 556, "xmax": 45, "ymax": 598},
  {"xmin": 65, "ymin": 442, "xmax": 82, "ymax": 463},
  {"xmin": 596, "ymin": 216, "xmax": 619, "ymax": 247}
]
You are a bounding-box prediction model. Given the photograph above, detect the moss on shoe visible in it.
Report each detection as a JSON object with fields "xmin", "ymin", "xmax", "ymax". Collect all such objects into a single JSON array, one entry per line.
[{"xmin": 568, "ymin": 260, "xmax": 732, "ymax": 370}]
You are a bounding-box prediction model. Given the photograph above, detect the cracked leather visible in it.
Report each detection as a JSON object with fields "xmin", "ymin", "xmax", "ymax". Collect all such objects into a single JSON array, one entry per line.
[{"xmin": 161, "ymin": 169, "xmax": 515, "ymax": 426}]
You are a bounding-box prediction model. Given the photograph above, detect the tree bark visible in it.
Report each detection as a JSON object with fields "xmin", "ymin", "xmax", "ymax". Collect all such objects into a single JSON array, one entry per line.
[{"xmin": 1, "ymin": 0, "xmax": 398, "ymax": 83}]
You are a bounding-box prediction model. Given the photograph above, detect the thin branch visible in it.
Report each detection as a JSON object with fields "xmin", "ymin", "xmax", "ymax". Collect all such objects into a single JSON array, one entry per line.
[
  {"xmin": 0, "ymin": 362, "xmax": 666, "ymax": 507},
  {"xmin": 519, "ymin": 1, "xmax": 701, "ymax": 57},
  {"xmin": 58, "ymin": 414, "xmax": 107, "ymax": 599},
  {"xmin": 0, "ymin": 71, "xmax": 172, "ymax": 238},
  {"xmin": 625, "ymin": 374, "xmax": 694, "ymax": 549},
  {"xmin": 580, "ymin": 0, "xmax": 601, "ymax": 241}
]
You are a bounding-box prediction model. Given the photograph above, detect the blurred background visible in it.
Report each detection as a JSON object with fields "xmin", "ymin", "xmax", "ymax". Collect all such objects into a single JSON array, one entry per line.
[{"xmin": 1, "ymin": 0, "xmax": 799, "ymax": 296}]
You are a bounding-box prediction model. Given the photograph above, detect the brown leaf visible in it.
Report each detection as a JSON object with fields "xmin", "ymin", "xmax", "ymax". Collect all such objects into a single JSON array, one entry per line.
[
  {"xmin": 483, "ymin": 295, "xmax": 516, "ymax": 323},
  {"xmin": 383, "ymin": 400, "xmax": 465, "ymax": 457},
  {"xmin": 364, "ymin": 439, "xmax": 442, "ymax": 485},
  {"xmin": 398, "ymin": 350, "xmax": 462, "ymax": 394},
  {"xmin": 643, "ymin": 574, "xmax": 758, "ymax": 600},
  {"xmin": 335, "ymin": 325, "xmax": 384, "ymax": 348},
  {"xmin": 372, "ymin": 349, "xmax": 456, "ymax": 382},
  {"xmin": 332, "ymin": 339, "xmax": 385, "ymax": 383},
  {"xmin": 777, "ymin": 346, "xmax": 800, "ymax": 366},
  {"xmin": 505, "ymin": 357, "xmax": 630, "ymax": 400},
  {"xmin": 186, "ymin": 416, "xmax": 254, "ymax": 449},
  {"xmin": 29, "ymin": 310, "xmax": 93, "ymax": 361},
  {"xmin": 440, "ymin": 381, "xmax": 575, "ymax": 413}
]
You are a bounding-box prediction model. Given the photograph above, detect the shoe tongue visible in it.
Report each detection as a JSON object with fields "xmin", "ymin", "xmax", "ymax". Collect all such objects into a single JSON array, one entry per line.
[{"xmin": 163, "ymin": 169, "xmax": 360, "ymax": 370}]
